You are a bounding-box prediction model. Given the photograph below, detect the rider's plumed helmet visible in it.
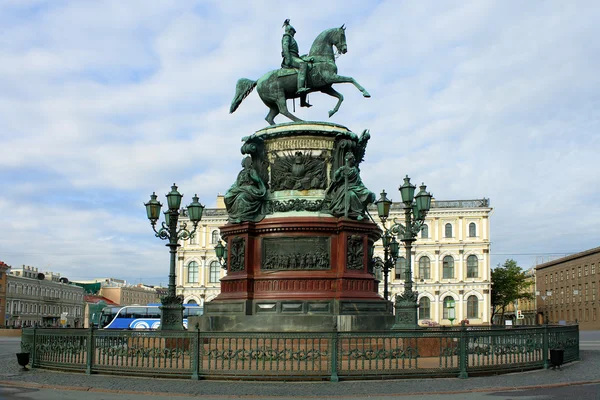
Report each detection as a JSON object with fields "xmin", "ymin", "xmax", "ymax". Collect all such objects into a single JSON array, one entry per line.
[{"xmin": 282, "ymin": 19, "xmax": 296, "ymax": 35}]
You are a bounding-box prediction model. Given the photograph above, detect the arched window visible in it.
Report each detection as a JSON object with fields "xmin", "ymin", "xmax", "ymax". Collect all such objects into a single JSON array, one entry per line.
[
  {"xmin": 419, "ymin": 256, "xmax": 431, "ymax": 279},
  {"xmin": 211, "ymin": 230, "xmax": 219, "ymax": 244},
  {"xmin": 421, "ymin": 224, "xmax": 429, "ymax": 239},
  {"xmin": 467, "ymin": 255, "xmax": 478, "ymax": 278},
  {"xmin": 445, "ymin": 223, "xmax": 453, "ymax": 238},
  {"xmin": 443, "ymin": 296, "xmax": 455, "ymax": 320},
  {"xmin": 467, "ymin": 295, "xmax": 479, "ymax": 319},
  {"xmin": 419, "ymin": 297, "xmax": 431, "ymax": 320},
  {"xmin": 395, "ymin": 257, "xmax": 406, "ymax": 280},
  {"xmin": 469, "ymin": 222, "xmax": 476, "ymax": 237},
  {"xmin": 443, "ymin": 256, "xmax": 454, "ymax": 279},
  {"xmin": 187, "ymin": 261, "xmax": 199, "ymax": 283},
  {"xmin": 186, "ymin": 299, "xmax": 197, "ymax": 305},
  {"xmin": 209, "ymin": 261, "xmax": 220, "ymax": 283}
]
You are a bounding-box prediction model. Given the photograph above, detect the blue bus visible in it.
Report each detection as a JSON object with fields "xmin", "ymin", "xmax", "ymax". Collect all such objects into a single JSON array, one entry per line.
[{"xmin": 99, "ymin": 304, "xmax": 203, "ymax": 330}]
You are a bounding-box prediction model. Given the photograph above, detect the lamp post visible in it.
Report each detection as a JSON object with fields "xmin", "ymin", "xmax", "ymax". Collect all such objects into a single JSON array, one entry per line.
[
  {"xmin": 214, "ymin": 240, "xmax": 228, "ymax": 270},
  {"xmin": 145, "ymin": 184, "xmax": 204, "ymax": 330},
  {"xmin": 371, "ymin": 191, "xmax": 400, "ymax": 301},
  {"xmin": 447, "ymin": 298, "xmax": 456, "ymax": 326},
  {"xmin": 374, "ymin": 175, "xmax": 433, "ymax": 329}
]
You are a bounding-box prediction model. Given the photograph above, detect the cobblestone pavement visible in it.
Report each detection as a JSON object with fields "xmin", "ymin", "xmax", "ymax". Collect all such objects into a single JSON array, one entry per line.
[{"xmin": 1, "ymin": 337, "xmax": 599, "ymax": 399}]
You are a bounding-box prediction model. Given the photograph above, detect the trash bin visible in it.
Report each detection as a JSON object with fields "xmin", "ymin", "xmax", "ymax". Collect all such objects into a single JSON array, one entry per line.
[{"xmin": 550, "ymin": 349, "xmax": 564, "ymax": 370}]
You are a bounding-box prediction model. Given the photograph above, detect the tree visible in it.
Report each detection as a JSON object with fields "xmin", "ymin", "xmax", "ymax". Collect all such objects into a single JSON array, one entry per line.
[{"xmin": 491, "ymin": 259, "xmax": 534, "ymax": 324}]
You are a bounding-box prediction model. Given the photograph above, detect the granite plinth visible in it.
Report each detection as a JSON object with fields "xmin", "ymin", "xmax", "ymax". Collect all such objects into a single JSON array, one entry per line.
[{"xmin": 190, "ymin": 314, "xmax": 395, "ymax": 332}]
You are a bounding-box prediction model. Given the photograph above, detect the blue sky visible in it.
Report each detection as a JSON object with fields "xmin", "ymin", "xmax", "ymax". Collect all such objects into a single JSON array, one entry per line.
[{"xmin": 1, "ymin": 0, "xmax": 598, "ymax": 284}]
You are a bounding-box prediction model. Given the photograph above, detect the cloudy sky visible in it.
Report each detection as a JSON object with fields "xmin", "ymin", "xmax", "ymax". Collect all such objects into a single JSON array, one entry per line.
[{"xmin": 1, "ymin": 0, "xmax": 598, "ymax": 284}]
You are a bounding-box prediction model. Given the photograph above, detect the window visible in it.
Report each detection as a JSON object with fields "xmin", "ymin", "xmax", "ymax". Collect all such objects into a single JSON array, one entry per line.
[
  {"xmin": 572, "ymin": 268, "xmax": 575, "ymax": 279},
  {"xmin": 467, "ymin": 295, "xmax": 478, "ymax": 319},
  {"xmin": 187, "ymin": 261, "xmax": 199, "ymax": 283},
  {"xmin": 419, "ymin": 297, "xmax": 430, "ymax": 319},
  {"xmin": 395, "ymin": 257, "xmax": 406, "ymax": 280},
  {"xmin": 209, "ymin": 261, "xmax": 220, "ymax": 283},
  {"xmin": 419, "ymin": 256, "xmax": 431, "ymax": 279},
  {"xmin": 578, "ymin": 266, "xmax": 581, "ymax": 277},
  {"xmin": 585, "ymin": 283, "xmax": 589, "ymax": 301},
  {"xmin": 421, "ymin": 224, "xmax": 429, "ymax": 239},
  {"xmin": 593, "ymin": 284, "xmax": 596, "ymax": 301},
  {"xmin": 443, "ymin": 256, "xmax": 454, "ymax": 279},
  {"xmin": 443, "ymin": 297, "xmax": 455, "ymax": 319},
  {"xmin": 211, "ymin": 230, "xmax": 219, "ymax": 245},
  {"xmin": 550, "ymin": 274, "xmax": 553, "ymax": 283},
  {"xmin": 445, "ymin": 223, "xmax": 453, "ymax": 238},
  {"xmin": 545, "ymin": 275, "xmax": 548, "ymax": 284},
  {"xmin": 468, "ymin": 222, "xmax": 476, "ymax": 237},
  {"xmin": 592, "ymin": 264, "xmax": 596, "ymax": 275},
  {"xmin": 466, "ymin": 255, "xmax": 478, "ymax": 278},
  {"xmin": 585, "ymin": 265, "xmax": 589, "ymax": 276}
]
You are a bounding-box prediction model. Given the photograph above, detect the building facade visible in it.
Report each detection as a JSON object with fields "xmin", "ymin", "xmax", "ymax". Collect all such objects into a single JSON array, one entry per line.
[
  {"xmin": 6, "ymin": 266, "xmax": 85, "ymax": 328},
  {"xmin": 378, "ymin": 199, "xmax": 492, "ymax": 326},
  {"xmin": 177, "ymin": 196, "xmax": 492, "ymax": 325},
  {"xmin": 0, "ymin": 261, "xmax": 10, "ymax": 327},
  {"xmin": 74, "ymin": 278, "xmax": 160, "ymax": 306},
  {"xmin": 535, "ymin": 246, "xmax": 600, "ymax": 329}
]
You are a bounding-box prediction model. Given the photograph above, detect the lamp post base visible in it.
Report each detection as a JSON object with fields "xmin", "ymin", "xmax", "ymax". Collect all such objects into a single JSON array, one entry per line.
[
  {"xmin": 160, "ymin": 295, "xmax": 185, "ymax": 331},
  {"xmin": 392, "ymin": 294, "xmax": 419, "ymax": 330}
]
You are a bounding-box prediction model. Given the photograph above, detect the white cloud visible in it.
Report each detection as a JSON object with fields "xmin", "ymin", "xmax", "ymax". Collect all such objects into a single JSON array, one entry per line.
[{"xmin": 1, "ymin": 0, "xmax": 599, "ymax": 281}]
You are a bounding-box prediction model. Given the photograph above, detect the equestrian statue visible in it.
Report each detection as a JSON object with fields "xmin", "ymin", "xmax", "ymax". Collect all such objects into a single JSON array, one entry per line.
[{"xmin": 230, "ymin": 20, "xmax": 371, "ymax": 125}]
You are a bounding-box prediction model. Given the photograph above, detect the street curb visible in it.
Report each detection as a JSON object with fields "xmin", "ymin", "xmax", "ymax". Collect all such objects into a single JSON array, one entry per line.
[{"xmin": 2, "ymin": 378, "xmax": 600, "ymax": 398}]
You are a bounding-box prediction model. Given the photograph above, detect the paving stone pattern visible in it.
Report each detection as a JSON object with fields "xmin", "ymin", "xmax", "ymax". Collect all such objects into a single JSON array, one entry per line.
[{"xmin": 1, "ymin": 344, "xmax": 599, "ymax": 397}]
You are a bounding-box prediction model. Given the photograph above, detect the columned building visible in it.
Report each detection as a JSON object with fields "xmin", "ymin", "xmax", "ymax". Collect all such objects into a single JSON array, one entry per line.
[
  {"xmin": 177, "ymin": 197, "xmax": 492, "ymax": 325},
  {"xmin": 6, "ymin": 266, "xmax": 85, "ymax": 328},
  {"xmin": 535, "ymin": 246, "xmax": 600, "ymax": 329},
  {"xmin": 378, "ymin": 199, "xmax": 492, "ymax": 326}
]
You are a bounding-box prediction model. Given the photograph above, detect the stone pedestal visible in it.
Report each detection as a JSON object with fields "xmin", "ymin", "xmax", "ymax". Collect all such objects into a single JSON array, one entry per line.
[{"xmin": 201, "ymin": 122, "xmax": 393, "ymax": 332}]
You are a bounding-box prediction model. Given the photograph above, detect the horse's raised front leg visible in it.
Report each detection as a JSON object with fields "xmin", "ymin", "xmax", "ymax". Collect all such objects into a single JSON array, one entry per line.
[
  {"xmin": 320, "ymin": 86, "xmax": 344, "ymax": 118},
  {"xmin": 330, "ymin": 74, "xmax": 371, "ymax": 98}
]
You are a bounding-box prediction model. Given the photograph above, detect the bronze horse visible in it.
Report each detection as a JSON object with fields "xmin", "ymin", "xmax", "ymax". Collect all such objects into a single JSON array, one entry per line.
[{"xmin": 230, "ymin": 26, "xmax": 370, "ymax": 125}]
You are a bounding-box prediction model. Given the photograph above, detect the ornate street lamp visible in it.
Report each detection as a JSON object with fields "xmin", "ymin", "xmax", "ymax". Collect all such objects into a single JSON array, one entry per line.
[
  {"xmin": 374, "ymin": 176, "xmax": 433, "ymax": 329},
  {"xmin": 214, "ymin": 240, "xmax": 228, "ymax": 269},
  {"xmin": 447, "ymin": 298, "xmax": 456, "ymax": 326},
  {"xmin": 145, "ymin": 184, "xmax": 204, "ymax": 330},
  {"xmin": 374, "ymin": 191, "xmax": 398, "ymax": 300}
]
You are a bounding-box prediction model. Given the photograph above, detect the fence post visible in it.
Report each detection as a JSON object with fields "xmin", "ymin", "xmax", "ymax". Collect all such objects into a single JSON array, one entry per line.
[
  {"xmin": 542, "ymin": 322, "xmax": 549, "ymax": 369},
  {"xmin": 330, "ymin": 322, "xmax": 339, "ymax": 382},
  {"xmin": 458, "ymin": 321, "xmax": 468, "ymax": 379},
  {"xmin": 86, "ymin": 327, "xmax": 94, "ymax": 375},
  {"xmin": 191, "ymin": 324, "xmax": 200, "ymax": 380},
  {"xmin": 31, "ymin": 326, "xmax": 37, "ymax": 369}
]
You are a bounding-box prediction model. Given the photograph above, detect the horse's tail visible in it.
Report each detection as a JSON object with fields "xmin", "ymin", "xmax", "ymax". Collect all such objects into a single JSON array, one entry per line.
[{"xmin": 230, "ymin": 78, "xmax": 257, "ymax": 113}]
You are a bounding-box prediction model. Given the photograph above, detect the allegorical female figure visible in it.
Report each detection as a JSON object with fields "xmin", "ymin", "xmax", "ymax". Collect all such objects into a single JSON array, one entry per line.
[
  {"xmin": 325, "ymin": 152, "xmax": 375, "ymax": 220},
  {"xmin": 224, "ymin": 156, "xmax": 268, "ymax": 223}
]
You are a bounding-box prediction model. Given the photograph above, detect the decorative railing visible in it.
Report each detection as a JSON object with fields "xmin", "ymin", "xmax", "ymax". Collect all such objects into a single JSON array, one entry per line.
[{"xmin": 20, "ymin": 324, "xmax": 579, "ymax": 381}]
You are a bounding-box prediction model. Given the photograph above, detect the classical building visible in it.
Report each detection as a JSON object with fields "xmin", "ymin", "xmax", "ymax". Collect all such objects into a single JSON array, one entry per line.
[
  {"xmin": 535, "ymin": 246, "xmax": 600, "ymax": 329},
  {"xmin": 6, "ymin": 266, "xmax": 85, "ymax": 328},
  {"xmin": 0, "ymin": 261, "xmax": 10, "ymax": 327},
  {"xmin": 177, "ymin": 196, "xmax": 492, "ymax": 325},
  {"xmin": 73, "ymin": 278, "xmax": 160, "ymax": 306}
]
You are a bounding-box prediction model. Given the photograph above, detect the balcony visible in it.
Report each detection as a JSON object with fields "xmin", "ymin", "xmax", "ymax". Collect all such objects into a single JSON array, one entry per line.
[{"xmin": 43, "ymin": 296, "xmax": 60, "ymax": 302}]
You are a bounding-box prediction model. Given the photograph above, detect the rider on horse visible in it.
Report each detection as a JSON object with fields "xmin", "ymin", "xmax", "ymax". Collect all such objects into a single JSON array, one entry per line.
[{"xmin": 282, "ymin": 19, "xmax": 312, "ymax": 107}]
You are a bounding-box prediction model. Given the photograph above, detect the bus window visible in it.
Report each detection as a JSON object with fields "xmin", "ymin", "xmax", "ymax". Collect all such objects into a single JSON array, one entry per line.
[
  {"xmin": 147, "ymin": 307, "xmax": 161, "ymax": 317},
  {"xmin": 125, "ymin": 307, "xmax": 146, "ymax": 319}
]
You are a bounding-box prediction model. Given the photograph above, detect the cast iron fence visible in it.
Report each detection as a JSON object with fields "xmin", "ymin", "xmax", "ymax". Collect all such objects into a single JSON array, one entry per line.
[{"xmin": 20, "ymin": 324, "xmax": 579, "ymax": 381}]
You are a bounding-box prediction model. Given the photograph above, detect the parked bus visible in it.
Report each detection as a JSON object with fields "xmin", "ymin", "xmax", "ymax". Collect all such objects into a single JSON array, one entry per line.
[{"xmin": 98, "ymin": 304, "xmax": 203, "ymax": 330}]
